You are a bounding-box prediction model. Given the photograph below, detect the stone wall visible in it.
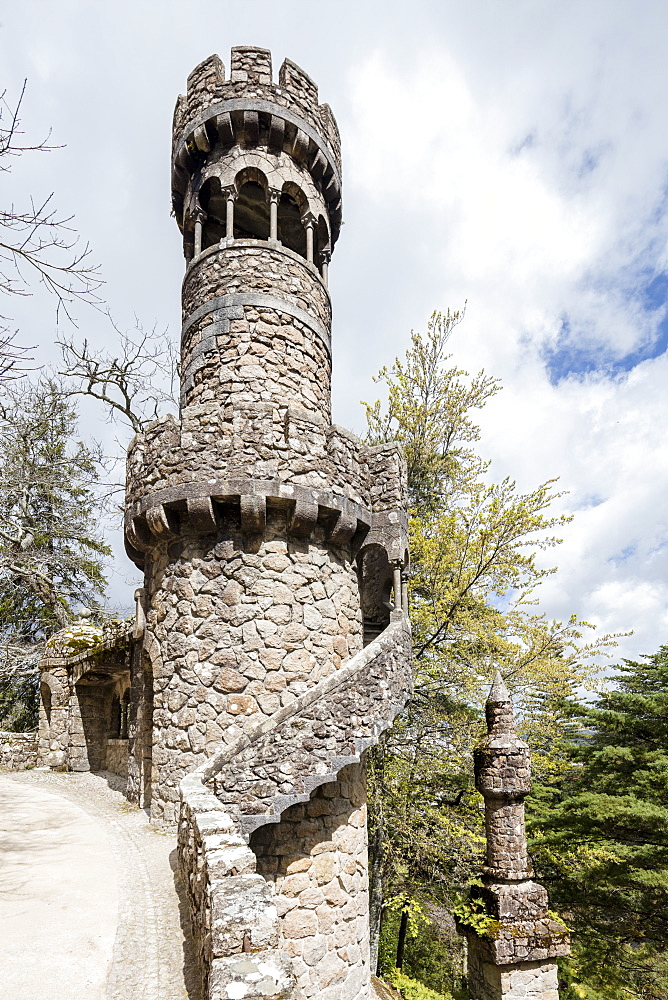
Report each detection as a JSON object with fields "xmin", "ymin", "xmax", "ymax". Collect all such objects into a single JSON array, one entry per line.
[
  {"xmin": 0, "ymin": 730, "xmax": 38, "ymax": 770},
  {"xmin": 252, "ymin": 763, "xmax": 370, "ymax": 1000},
  {"xmin": 146, "ymin": 515, "xmax": 363, "ymax": 827},
  {"xmin": 180, "ymin": 243, "xmax": 331, "ymax": 417},
  {"xmin": 107, "ymin": 738, "xmax": 129, "ymax": 779},
  {"xmin": 177, "ymin": 616, "xmax": 412, "ymax": 1000}
]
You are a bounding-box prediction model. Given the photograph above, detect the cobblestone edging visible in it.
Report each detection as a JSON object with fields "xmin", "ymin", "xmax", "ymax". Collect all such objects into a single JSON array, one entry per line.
[
  {"xmin": 0, "ymin": 730, "xmax": 38, "ymax": 770},
  {"xmin": 178, "ymin": 617, "xmax": 412, "ymax": 1000}
]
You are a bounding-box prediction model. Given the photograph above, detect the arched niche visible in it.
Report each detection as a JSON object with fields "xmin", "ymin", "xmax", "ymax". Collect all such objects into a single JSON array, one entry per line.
[
  {"xmin": 40, "ymin": 681, "xmax": 52, "ymax": 727},
  {"xmin": 357, "ymin": 543, "xmax": 394, "ymax": 646}
]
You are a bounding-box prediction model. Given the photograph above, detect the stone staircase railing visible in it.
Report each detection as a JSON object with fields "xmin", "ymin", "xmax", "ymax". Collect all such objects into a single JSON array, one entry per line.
[{"xmin": 178, "ymin": 615, "xmax": 412, "ymax": 1000}]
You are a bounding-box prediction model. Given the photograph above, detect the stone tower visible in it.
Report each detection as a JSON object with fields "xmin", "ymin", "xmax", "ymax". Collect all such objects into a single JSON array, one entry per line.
[
  {"xmin": 458, "ymin": 673, "xmax": 569, "ymax": 1000},
  {"xmin": 123, "ymin": 47, "xmax": 413, "ymax": 1000}
]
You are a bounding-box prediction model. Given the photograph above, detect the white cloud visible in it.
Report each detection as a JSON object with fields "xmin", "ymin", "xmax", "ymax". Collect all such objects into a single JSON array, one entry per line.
[{"xmin": 2, "ymin": 0, "xmax": 668, "ymax": 661}]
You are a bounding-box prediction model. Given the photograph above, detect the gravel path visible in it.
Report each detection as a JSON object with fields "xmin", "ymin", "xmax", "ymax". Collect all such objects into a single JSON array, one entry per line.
[{"xmin": 0, "ymin": 769, "xmax": 201, "ymax": 1000}]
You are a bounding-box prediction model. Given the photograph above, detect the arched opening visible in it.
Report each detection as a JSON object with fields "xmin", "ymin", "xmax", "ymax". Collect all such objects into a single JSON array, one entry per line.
[
  {"xmin": 40, "ymin": 682, "xmax": 52, "ymax": 727},
  {"xmin": 358, "ymin": 544, "xmax": 394, "ymax": 646},
  {"xmin": 234, "ymin": 175, "xmax": 270, "ymax": 240},
  {"xmin": 278, "ymin": 184, "xmax": 308, "ymax": 259},
  {"xmin": 198, "ymin": 177, "xmax": 226, "ymax": 251}
]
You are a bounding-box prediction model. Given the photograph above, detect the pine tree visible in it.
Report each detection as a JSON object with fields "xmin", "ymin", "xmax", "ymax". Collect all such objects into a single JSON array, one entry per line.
[
  {"xmin": 0, "ymin": 378, "xmax": 110, "ymax": 728},
  {"xmin": 529, "ymin": 647, "xmax": 668, "ymax": 1000}
]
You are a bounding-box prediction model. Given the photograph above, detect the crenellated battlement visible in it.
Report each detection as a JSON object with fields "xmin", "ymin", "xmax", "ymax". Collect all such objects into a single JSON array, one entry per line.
[
  {"xmin": 124, "ymin": 403, "xmax": 408, "ymax": 571},
  {"xmin": 171, "ymin": 48, "xmax": 342, "ymax": 248}
]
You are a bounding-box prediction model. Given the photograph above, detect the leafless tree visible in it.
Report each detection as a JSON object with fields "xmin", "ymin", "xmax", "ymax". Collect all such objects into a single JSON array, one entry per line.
[
  {"xmin": 0, "ymin": 81, "xmax": 103, "ymax": 380},
  {"xmin": 58, "ymin": 316, "xmax": 180, "ymax": 434}
]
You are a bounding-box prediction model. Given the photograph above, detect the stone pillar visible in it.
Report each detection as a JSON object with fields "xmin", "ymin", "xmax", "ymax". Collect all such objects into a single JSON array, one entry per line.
[
  {"xmin": 392, "ymin": 561, "xmax": 402, "ymax": 612},
  {"xmin": 303, "ymin": 211, "xmax": 316, "ymax": 264},
  {"xmin": 401, "ymin": 568, "xmax": 409, "ymax": 616},
  {"xmin": 268, "ymin": 187, "xmax": 280, "ymax": 241},
  {"xmin": 222, "ymin": 184, "xmax": 236, "ymax": 240},
  {"xmin": 456, "ymin": 673, "xmax": 570, "ymax": 1000},
  {"xmin": 194, "ymin": 211, "xmax": 204, "ymax": 257},
  {"xmin": 320, "ymin": 248, "xmax": 331, "ymax": 287}
]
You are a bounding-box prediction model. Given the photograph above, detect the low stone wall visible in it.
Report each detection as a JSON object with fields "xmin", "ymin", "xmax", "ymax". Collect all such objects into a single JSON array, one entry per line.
[
  {"xmin": 178, "ymin": 617, "xmax": 412, "ymax": 1000},
  {"xmin": 107, "ymin": 739, "xmax": 129, "ymax": 779},
  {"xmin": 0, "ymin": 730, "xmax": 38, "ymax": 770}
]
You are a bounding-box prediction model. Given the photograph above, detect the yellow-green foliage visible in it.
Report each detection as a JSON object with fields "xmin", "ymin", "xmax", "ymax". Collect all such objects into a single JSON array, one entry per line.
[
  {"xmin": 451, "ymin": 894, "xmax": 500, "ymax": 939},
  {"xmin": 387, "ymin": 969, "xmax": 456, "ymax": 1000}
]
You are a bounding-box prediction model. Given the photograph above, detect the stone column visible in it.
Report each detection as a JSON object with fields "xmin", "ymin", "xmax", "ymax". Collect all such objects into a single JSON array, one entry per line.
[
  {"xmin": 320, "ymin": 247, "xmax": 331, "ymax": 287},
  {"xmin": 401, "ymin": 568, "xmax": 410, "ymax": 616},
  {"xmin": 456, "ymin": 673, "xmax": 570, "ymax": 1000},
  {"xmin": 268, "ymin": 187, "xmax": 281, "ymax": 241},
  {"xmin": 302, "ymin": 211, "xmax": 316, "ymax": 264},
  {"xmin": 193, "ymin": 210, "xmax": 205, "ymax": 257},
  {"xmin": 222, "ymin": 184, "xmax": 236, "ymax": 240},
  {"xmin": 392, "ymin": 560, "xmax": 402, "ymax": 612}
]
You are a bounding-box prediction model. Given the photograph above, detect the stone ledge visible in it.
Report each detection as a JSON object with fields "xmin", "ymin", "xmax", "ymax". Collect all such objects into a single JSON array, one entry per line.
[{"xmin": 125, "ymin": 477, "xmax": 408, "ymax": 568}]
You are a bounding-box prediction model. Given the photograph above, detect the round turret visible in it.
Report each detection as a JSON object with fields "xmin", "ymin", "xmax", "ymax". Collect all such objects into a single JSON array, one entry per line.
[{"xmin": 171, "ymin": 47, "xmax": 340, "ymax": 420}]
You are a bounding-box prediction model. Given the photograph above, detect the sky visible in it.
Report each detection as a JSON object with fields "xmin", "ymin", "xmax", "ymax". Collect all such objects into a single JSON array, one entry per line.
[{"xmin": 2, "ymin": 0, "xmax": 668, "ymax": 665}]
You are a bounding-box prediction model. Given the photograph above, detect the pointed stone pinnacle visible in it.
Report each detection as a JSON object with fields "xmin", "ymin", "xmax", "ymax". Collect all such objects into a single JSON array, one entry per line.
[{"xmin": 487, "ymin": 670, "xmax": 511, "ymax": 705}]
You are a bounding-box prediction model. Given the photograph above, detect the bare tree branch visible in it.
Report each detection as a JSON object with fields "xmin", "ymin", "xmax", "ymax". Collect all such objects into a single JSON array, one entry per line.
[
  {"xmin": 0, "ymin": 81, "xmax": 104, "ymax": 381},
  {"xmin": 58, "ymin": 315, "xmax": 179, "ymax": 433}
]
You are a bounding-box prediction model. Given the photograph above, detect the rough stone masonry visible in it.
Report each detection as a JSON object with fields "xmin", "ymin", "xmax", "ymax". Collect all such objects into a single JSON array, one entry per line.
[{"xmin": 35, "ymin": 46, "xmax": 413, "ymax": 1000}]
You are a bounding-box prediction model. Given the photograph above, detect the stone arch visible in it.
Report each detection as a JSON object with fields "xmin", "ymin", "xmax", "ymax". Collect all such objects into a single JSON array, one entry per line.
[
  {"xmin": 38, "ymin": 669, "xmax": 69, "ymax": 769},
  {"xmin": 198, "ymin": 175, "xmax": 226, "ymax": 250},
  {"xmin": 277, "ymin": 180, "xmax": 309, "ymax": 258},
  {"xmin": 357, "ymin": 543, "xmax": 394, "ymax": 646},
  {"xmin": 233, "ymin": 166, "xmax": 270, "ymax": 240},
  {"xmin": 316, "ymin": 212, "xmax": 331, "ymax": 274},
  {"xmin": 40, "ymin": 670, "xmax": 67, "ymax": 706}
]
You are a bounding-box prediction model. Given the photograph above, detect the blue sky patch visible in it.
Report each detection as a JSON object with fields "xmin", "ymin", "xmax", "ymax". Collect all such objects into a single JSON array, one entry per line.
[{"xmin": 543, "ymin": 273, "xmax": 668, "ymax": 383}]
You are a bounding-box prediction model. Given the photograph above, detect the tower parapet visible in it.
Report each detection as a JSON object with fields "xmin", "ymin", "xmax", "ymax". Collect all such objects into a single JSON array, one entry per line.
[{"xmin": 457, "ymin": 674, "xmax": 569, "ymax": 1000}]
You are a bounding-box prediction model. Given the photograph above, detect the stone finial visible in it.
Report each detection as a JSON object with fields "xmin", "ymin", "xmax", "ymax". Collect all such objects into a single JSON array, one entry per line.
[
  {"xmin": 485, "ymin": 670, "xmax": 515, "ymax": 738},
  {"xmin": 488, "ymin": 670, "xmax": 509, "ymax": 704}
]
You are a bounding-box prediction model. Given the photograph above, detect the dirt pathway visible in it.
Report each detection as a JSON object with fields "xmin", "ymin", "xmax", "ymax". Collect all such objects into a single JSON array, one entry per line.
[{"xmin": 0, "ymin": 770, "xmax": 200, "ymax": 1000}]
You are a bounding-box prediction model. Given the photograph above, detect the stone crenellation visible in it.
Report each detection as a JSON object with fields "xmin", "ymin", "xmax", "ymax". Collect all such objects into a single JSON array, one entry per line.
[
  {"xmin": 457, "ymin": 673, "xmax": 569, "ymax": 1000},
  {"xmin": 172, "ymin": 48, "xmax": 342, "ymax": 239}
]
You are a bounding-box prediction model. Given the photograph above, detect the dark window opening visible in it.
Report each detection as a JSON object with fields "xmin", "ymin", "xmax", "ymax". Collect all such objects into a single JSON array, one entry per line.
[
  {"xmin": 121, "ymin": 691, "xmax": 130, "ymax": 739},
  {"xmin": 277, "ymin": 192, "xmax": 306, "ymax": 258},
  {"xmin": 199, "ymin": 177, "xmax": 226, "ymax": 251},
  {"xmin": 234, "ymin": 181, "xmax": 270, "ymax": 240},
  {"xmin": 41, "ymin": 683, "xmax": 52, "ymax": 726},
  {"xmin": 110, "ymin": 694, "xmax": 122, "ymax": 738}
]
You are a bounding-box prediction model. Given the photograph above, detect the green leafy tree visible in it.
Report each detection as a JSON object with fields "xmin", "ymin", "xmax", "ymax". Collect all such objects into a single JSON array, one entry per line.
[
  {"xmin": 364, "ymin": 310, "xmax": 619, "ymax": 986},
  {"xmin": 0, "ymin": 377, "xmax": 110, "ymax": 729},
  {"xmin": 529, "ymin": 647, "xmax": 668, "ymax": 1000}
]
